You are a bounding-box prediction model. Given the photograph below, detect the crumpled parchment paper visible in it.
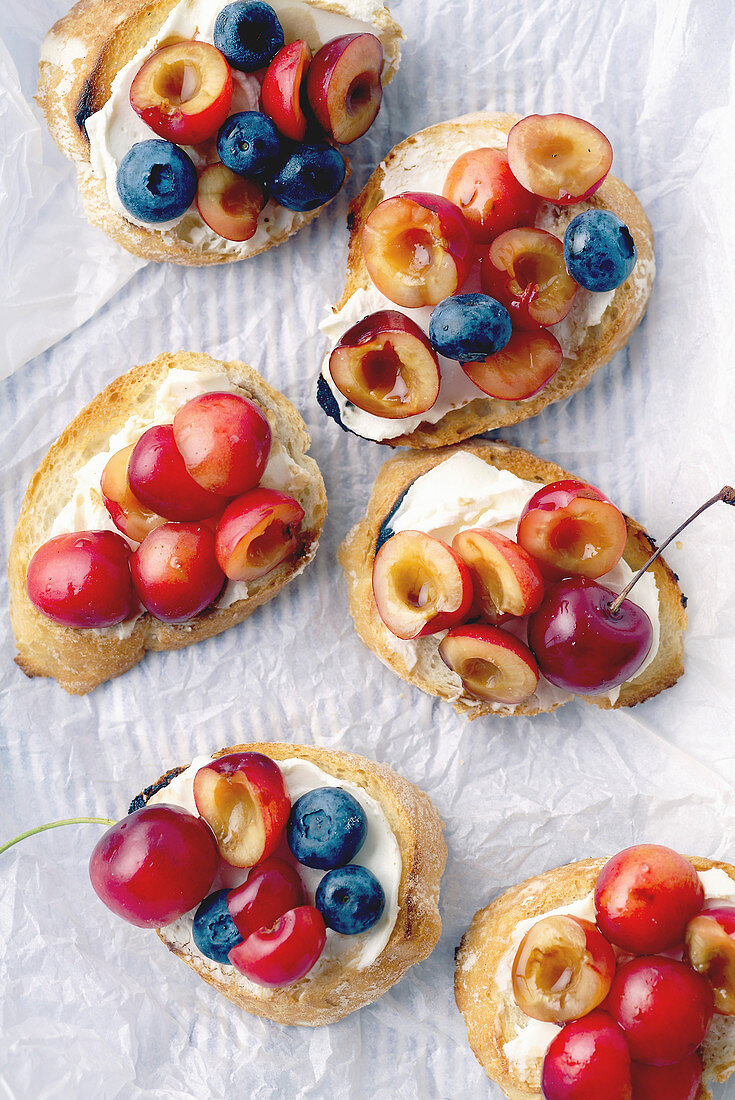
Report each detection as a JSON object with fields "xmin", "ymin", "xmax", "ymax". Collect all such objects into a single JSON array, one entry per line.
[{"xmin": 1, "ymin": 0, "xmax": 735, "ymax": 1097}]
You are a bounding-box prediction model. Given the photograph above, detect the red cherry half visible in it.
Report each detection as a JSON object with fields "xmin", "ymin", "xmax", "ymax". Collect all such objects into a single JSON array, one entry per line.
[
  {"xmin": 228, "ymin": 905, "xmax": 326, "ymax": 986},
  {"xmin": 362, "ymin": 192, "xmax": 473, "ymax": 308},
  {"xmin": 443, "ymin": 147, "xmax": 539, "ymax": 244},
  {"xmin": 130, "ymin": 41, "xmax": 233, "ymax": 146},
  {"xmin": 227, "ymin": 857, "xmax": 305, "ymax": 938},
  {"xmin": 594, "ymin": 844, "xmax": 704, "ymax": 955},
  {"xmin": 461, "ymin": 328, "xmax": 562, "ymax": 401},
  {"xmin": 506, "ymin": 113, "xmax": 612, "ymax": 205}
]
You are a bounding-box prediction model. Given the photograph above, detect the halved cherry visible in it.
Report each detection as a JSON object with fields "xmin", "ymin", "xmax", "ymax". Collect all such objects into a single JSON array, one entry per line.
[
  {"xmin": 261, "ymin": 39, "xmax": 312, "ymax": 141},
  {"xmin": 227, "ymin": 858, "xmax": 305, "ymax": 939},
  {"xmin": 306, "ymin": 33, "xmax": 384, "ymax": 145},
  {"xmin": 362, "ymin": 192, "xmax": 473, "ymax": 308},
  {"xmin": 443, "ymin": 147, "xmax": 539, "ymax": 244},
  {"xmin": 328, "ymin": 309, "xmax": 440, "ymax": 419},
  {"xmin": 372, "ymin": 530, "xmax": 474, "ymax": 639},
  {"xmin": 512, "ymin": 914, "xmax": 616, "ymax": 1023},
  {"xmin": 172, "ymin": 392, "xmax": 271, "ymax": 496},
  {"xmin": 480, "ymin": 227, "xmax": 578, "ymax": 330},
  {"xmin": 452, "ymin": 528, "xmax": 544, "ymax": 623},
  {"xmin": 130, "ymin": 41, "xmax": 233, "ymax": 146},
  {"xmin": 228, "ymin": 905, "xmax": 326, "ymax": 986},
  {"xmin": 193, "ymin": 752, "xmax": 291, "ymax": 868},
  {"xmin": 438, "ymin": 623, "xmax": 539, "ymax": 704},
  {"xmin": 507, "ymin": 113, "xmax": 613, "ymax": 204},
  {"xmin": 684, "ymin": 906, "xmax": 735, "ymax": 1015},
  {"xmin": 130, "ymin": 521, "xmax": 225, "ymax": 622},
  {"xmin": 128, "ymin": 424, "xmax": 228, "ymax": 521},
  {"xmin": 197, "ymin": 164, "xmax": 266, "ymax": 242},
  {"xmin": 215, "ymin": 487, "xmax": 305, "ymax": 582},
  {"xmin": 461, "ymin": 328, "xmax": 562, "ymax": 401},
  {"xmin": 517, "ymin": 479, "xmax": 628, "ymax": 580},
  {"xmin": 101, "ymin": 444, "xmax": 166, "ymax": 544}
]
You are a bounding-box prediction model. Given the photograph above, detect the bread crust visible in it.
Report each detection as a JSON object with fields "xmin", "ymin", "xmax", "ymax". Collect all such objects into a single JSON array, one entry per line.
[
  {"xmin": 338, "ymin": 441, "xmax": 687, "ymax": 717},
  {"xmin": 134, "ymin": 740, "xmax": 447, "ymax": 1026},
  {"xmin": 454, "ymin": 855, "xmax": 735, "ymax": 1099},
  {"xmin": 9, "ymin": 351, "xmax": 328, "ymax": 694},
  {"xmin": 326, "ymin": 110, "xmax": 654, "ymax": 447},
  {"xmin": 36, "ymin": 0, "xmax": 403, "ymax": 265}
]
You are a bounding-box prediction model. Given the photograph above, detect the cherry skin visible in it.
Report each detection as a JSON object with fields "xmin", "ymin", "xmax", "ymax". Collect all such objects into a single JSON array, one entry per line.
[
  {"xmin": 131, "ymin": 522, "xmax": 225, "ymax": 623},
  {"xmin": 128, "ymin": 424, "xmax": 228, "ymax": 521},
  {"xmin": 527, "ymin": 576, "xmax": 653, "ymax": 695},
  {"xmin": 172, "ymin": 392, "xmax": 271, "ymax": 497},
  {"xmin": 89, "ymin": 805, "xmax": 219, "ymax": 928},
  {"xmin": 26, "ymin": 530, "xmax": 137, "ymax": 628},
  {"xmin": 606, "ymin": 956, "xmax": 713, "ymax": 1066},
  {"xmin": 228, "ymin": 905, "xmax": 326, "ymax": 986},
  {"xmin": 227, "ymin": 858, "xmax": 304, "ymax": 938},
  {"xmin": 595, "ymin": 844, "xmax": 705, "ymax": 955},
  {"xmin": 443, "ymin": 147, "xmax": 539, "ymax": 244},
  {"xmin": 541, "ymin": 1009, "xmax": 632, "ymax": 1100},
  {"xmin": 630, "ymin": 1054, "xmax": 702, "ymax": 1100}
]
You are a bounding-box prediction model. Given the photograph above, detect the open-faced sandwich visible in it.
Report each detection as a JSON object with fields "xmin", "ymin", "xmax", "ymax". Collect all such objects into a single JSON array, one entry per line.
[
  {"xmin": 318, "ymin": 111, "xmax": 653, "ymax": 446},
  {"xmin": 90, "ymin": 741, "xmax": 446, "ymax": 1025},
  {"xmin": 9, "ymin": 351, "xmax": 327, "ymax": 693},
  {"xmin": 339, "ymin": 441, "xmax": 687, "ymax": 717},
  {"xmin": 455, "ymin": 844, "xmax": 735, "ymax": 1099},
  {"xmin": 37, "ymin": 0, "xmax": 402, "ymax": 263}
]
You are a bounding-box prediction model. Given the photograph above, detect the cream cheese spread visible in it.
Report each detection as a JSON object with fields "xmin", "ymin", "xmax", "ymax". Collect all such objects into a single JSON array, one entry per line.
[
  {"xmin": 84, "ymin": 0, "xmax": 395, "ymax": 255},
  {"xmin": 148, "ymin": 752, "xmax": 402, "ymax": 983},
  {"xmin": 494, "ymin": 867, "xmax": 735, "ymax": 1066},
  {"xmin": 318, "ymin": 124, "xmax": 641, "ymax": 441},
  {"xmin": 48, "ymin": 367, "xmax": 311, "ymax": 636},
  {"xmin": 379, "ymin": 452, "xmax": 660, "ymax": 710}
]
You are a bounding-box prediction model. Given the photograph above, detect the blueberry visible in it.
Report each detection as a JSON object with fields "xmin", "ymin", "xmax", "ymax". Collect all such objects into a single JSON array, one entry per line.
[
  {"xmin": 316, "ymin": 865, "xmax": 385, "ymax": 935},
  {"xmin": 192, "ymin": 890, "xmax": 243, "ymax": 965},
  {"xmin": 375, "ymin": 485, "xmax": 411, "ymax": 552},
  {"xmin": 563, "ymin": 209, "xmax": 637, "ymax": 292},
  {"xmin": 287, "ymin": 787, "xmax": 367, "ymax": 870},
  {"xmin": 116, "ymin": 140, "xmax": 197, "ymax": 223},
  {"xmin": 270, "ymin": 144, "xmax": 346, "ymax": 212},
  {"xmin": 217, "ymin": 112, "xmax": 282, "ymax": 177},
  {"xmin": 428, "ymin": 293, "xmax": 512, "ymax": 362},
  {"xmin": 213, "ymin": 1, "xmax": 284, "ymax": 71}
]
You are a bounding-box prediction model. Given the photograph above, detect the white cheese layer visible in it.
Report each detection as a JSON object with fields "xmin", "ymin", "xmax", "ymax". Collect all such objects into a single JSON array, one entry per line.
[
  {"xmin": 84, "ymin": 0, "xmax": 395, "ymax": 255},
  {"xmin": 318, "ymin": 124, "xmax": 648, "ymax": 441},
  {"xmin": 380, "ymin": 452, "xmax": 660, "ymax": 710},
  {"xmin": 48, "ymin": 367, "xmax": 312, "ymax": 637},
  {"xmin": 149, "ymin": 753, "xmax": 402, "ymax": 979},
  {"xmin": 496, "ymin": 867, "xmax": 735, "ymax": 1066}
]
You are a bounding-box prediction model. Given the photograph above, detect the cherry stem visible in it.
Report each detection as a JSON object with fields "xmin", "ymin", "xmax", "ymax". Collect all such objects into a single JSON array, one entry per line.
[
  {"xmin": 608, "ymin": 486, "xmax": 735, "ymax": 616},
  {"xmin": 0, "ymin": 817, "xmax": 115, "ymax": 856}
]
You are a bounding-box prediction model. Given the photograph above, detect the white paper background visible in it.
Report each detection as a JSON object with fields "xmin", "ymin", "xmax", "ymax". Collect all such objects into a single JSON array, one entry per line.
[{"xmin": 1, "ymin": 0, "xmax": 735, "ymax": 1097}]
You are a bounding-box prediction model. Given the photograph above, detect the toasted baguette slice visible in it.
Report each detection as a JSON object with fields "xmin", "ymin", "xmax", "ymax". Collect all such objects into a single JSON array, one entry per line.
[
  {"xmin": 455, "ymin": 855, "xmax": 735, "ymax": 1099},
  {"xmin": 9, "ymin": 351, "xmax": 327, "ymax": 694},
  {"xmin": 37, "ymin": 0, "xmax": 403, "ymax": 265},
  {"xmin": 131, "ymin": 740, "xmax": 447, "ymax": 1026},
  {"xmin": 339, "ymin": 441, "xmax": 686, "ymax": 717},
  {"xmin": 317, "ymin": 111, "xmax": 654, "ymax": 447}
]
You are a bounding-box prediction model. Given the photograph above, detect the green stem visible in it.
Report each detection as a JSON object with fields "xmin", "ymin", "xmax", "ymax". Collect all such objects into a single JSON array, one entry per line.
[{"xmin": 0, "ymin": 817, "xmax": 115, "ymax": 856}]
